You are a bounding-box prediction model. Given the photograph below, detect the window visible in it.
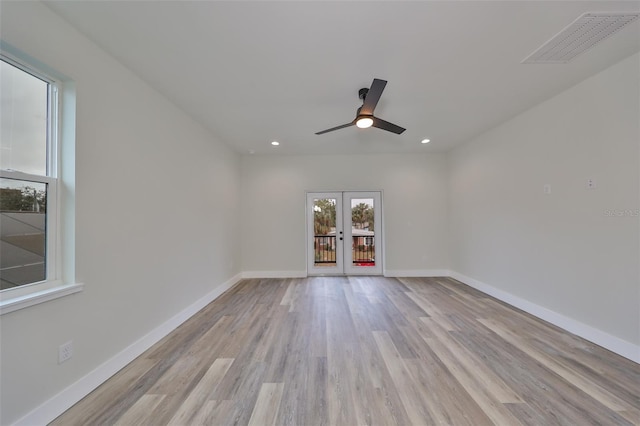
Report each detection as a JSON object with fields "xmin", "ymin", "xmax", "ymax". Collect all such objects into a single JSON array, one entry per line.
[{"xmin": 0, "ymin": 52, "xmax": 80, "ymax": 313}]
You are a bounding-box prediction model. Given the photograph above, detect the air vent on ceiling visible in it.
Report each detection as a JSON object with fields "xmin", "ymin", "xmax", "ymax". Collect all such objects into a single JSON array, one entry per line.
[{"xmin": 522, "ymin": 12, "xmax": 639, "ymax": 64}]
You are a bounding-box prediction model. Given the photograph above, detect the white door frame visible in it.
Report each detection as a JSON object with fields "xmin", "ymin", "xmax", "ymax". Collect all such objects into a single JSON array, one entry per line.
[{"xmin": 306, "ymin": 191, "xmax": 383, "ymax": 276}]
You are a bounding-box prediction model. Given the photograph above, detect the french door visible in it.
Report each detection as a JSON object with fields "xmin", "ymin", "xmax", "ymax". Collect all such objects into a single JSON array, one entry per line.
[{"xmin": 307, "ymin": 191, "xmax": 382, "ymax": 275}]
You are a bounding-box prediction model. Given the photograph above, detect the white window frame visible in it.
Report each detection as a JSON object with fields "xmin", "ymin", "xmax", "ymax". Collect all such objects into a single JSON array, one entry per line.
[{"xmin": 0, "ymin": 51, "xmax": 81, "ymax": 314}]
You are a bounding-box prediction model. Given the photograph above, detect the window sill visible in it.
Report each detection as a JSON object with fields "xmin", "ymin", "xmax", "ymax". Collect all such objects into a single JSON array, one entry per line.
[{"xmin": 0, "ymin": 283, "xmax": 84, "ymax": 315}]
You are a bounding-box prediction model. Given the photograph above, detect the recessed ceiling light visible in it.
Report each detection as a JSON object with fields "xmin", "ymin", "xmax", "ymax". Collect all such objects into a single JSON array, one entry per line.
[
  {"xmin": 271, "ymin": 141, "xmax": 280, "ymax": 146},
  {"xmin": 421, "ymin": 139, "xmax": 430, "ymax": 144}
]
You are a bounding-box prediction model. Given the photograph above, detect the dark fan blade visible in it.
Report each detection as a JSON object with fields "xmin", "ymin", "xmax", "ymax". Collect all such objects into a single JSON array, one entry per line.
[
  {"xmin": 315, "ymin": 121, "xmax": 355, "ymax": 135},
  {"xmin": 360, "ymin": 79, "xmax": 387, "ymax": 116},
  {"xmin": 372, "ymin": 117, "xmax": 406, "ymax": 134}
]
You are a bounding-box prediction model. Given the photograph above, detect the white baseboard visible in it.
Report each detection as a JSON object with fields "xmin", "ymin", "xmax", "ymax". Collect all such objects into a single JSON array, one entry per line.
[
  {"xmin": 385, "ymin": 269, "xmax": 451, "ymax": 277},
  {"xmin": 449, "ymin": 271, "xmax": 640, "ymax": 364},
  {"xmin": 13, "ymin": 273, "xmax": 243, "ymax": 426},
  {"xmin": 241, "ymin": 270, "xmax": 307, "ymax": 279}
]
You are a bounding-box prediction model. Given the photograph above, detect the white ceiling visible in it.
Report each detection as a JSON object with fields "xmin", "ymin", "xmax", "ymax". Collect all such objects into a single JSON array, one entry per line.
[{"xmin": 45, "ymin": 1, "xmax": 640, "ymax": 156}]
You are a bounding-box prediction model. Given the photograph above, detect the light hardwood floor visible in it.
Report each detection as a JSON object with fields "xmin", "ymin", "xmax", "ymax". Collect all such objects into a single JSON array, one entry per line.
[{"xmin": 52, "ymin": 277, "xmax": 640, "ymax": 425}]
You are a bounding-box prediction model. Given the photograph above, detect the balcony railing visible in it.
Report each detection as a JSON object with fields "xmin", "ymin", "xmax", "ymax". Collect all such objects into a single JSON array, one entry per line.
[
  {"xmin": 314, "ymin": 235, "xmax": 336, "ymax": 263},
  {"xmin": 314, "ymin": 235, "xmax": 375, "ymax": 266}
]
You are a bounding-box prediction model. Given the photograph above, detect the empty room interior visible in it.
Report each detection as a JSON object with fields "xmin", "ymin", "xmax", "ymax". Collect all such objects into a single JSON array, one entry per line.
[{"xmin": 0, "ymin": 1, "xmax": 639, "ymax": 425}]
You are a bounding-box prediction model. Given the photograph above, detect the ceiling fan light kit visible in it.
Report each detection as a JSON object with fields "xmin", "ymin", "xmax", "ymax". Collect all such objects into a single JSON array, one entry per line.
[
  {"xmin": 315, "ymin": 78, "xmax": 406, "ymax": 135},
  {"xmin": 356, "ymin": 116, "xmax": 373, "ymax": 128}
]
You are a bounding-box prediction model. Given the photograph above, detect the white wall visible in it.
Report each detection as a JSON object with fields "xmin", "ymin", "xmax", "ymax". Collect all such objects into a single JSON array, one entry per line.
[
  {"xmin": 0, "ymin": 3, "xmax": 241, "ymax": 424},
  {"xmin": 1, "ymin": 2, "xmax": 637, "ymax": 423},
  {"xmin": 448, "ymin": 53, "xmax": 640, "ymax": 351},
  {"xmin": 240, "ymin": 153, "xmax": 449, "ymax": 276}
]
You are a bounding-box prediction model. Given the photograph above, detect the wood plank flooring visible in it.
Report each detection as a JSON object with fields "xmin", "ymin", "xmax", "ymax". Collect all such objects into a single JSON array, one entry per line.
[{"xmin": 51, "ymin": 277, "xmax": 640, "ymax": 425}]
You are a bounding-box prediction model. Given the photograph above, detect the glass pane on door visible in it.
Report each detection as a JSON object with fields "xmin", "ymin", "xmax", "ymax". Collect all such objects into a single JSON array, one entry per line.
[
  {"xmin": 350, "ymin": 198, "xmax": 376, "ymax": 268},
  {"xmin": 312, "ymin": 197, "xmax": 337, "ymax": 268}
]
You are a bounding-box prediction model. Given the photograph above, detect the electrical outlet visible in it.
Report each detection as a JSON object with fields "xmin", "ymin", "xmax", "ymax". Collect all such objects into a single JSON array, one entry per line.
[
  {"xmin": 59, "ymin": 341, "xmax": 73, "ymax": 364},
  {"xmin": 544, "ymin": 184, "xmax": 551, "ymax": 195},
  {"xmin": 586, "ymin": 178, "xmax": 596, "ymax": 189}
]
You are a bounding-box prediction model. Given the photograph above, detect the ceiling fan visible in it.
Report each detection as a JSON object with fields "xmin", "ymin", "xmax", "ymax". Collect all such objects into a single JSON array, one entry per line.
[{"xmin": 315, "ymin": 78, "xmax": 406, "ymax": 135}]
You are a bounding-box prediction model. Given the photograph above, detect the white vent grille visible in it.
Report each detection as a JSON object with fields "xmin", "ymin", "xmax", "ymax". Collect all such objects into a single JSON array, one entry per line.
[{"xmin": 523, "ymin": 12, "xmax": 639, "ymax": 64}]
